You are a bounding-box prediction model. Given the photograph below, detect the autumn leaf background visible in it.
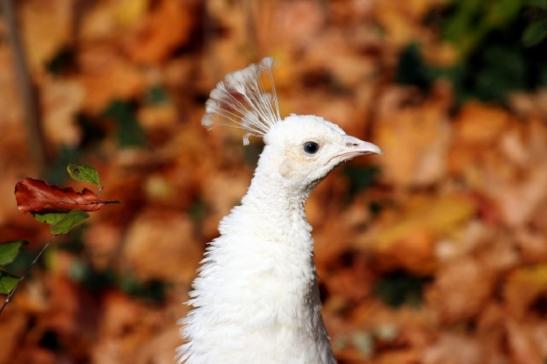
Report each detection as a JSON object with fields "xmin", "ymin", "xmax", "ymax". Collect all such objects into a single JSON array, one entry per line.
[{"xmin": 0, "ymin": 0, "xmax": 546, "ymax": 363}]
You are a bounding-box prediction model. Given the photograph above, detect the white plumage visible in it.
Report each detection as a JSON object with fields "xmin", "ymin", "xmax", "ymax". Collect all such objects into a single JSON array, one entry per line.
[{"xmin": 179, "ymin": 58, "xmax": 381, "ymax": 364}]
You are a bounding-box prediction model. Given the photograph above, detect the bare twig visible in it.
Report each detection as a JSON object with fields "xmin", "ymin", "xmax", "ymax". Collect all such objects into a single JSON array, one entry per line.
[
  {"xmin": 1, "ymin": 0, "xmax": 49, "ymax": 173},
  {"xmin": 243, "ymin": 0, "xmax": 259, "ymax": 57},
  {"xmin": 243, "ymin": 0, "xmax": 274, "ymax": 57},
  {"xmin": 0, "ymin": 243, "xmax": 49, "ymax": 316}
]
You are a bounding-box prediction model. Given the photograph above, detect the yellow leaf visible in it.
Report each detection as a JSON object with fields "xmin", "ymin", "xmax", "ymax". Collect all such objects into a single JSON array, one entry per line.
[
  {"xmin": 505, "ymin": 264, "xmax": 547, "ymax": 318},
  {"xmin": 374, "ymin": 194, "xmax": 475, "ymax": 249},
  {"xmin": 20, "ymin": 0, "xmax": 72, "ymax": 73},
  {"xmin": 114, "ymin": 0, "xmax": 149, "ymax": 27}
]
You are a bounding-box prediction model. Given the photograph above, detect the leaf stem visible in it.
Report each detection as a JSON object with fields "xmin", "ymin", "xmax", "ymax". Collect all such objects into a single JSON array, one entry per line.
[
  {"xmin": 0, "ymin": 243, "xmax": 49, "ymax": 316},
  {"xmin": 101, "ymin": 200, "xmax": 121, "ymax": 205}
]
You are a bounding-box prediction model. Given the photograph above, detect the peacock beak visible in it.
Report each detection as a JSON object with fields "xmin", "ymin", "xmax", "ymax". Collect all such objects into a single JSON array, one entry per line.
[
  {"xmin": 329, "ymin": 136, "xmax": 381, "ymax": 164},
  {"xmin": 342, "ymin": 135, "xmax": 382, "ymax": 156},
  {"xmin": 329, "ymin": 136, "xmax": 382, "ymax": 164}
]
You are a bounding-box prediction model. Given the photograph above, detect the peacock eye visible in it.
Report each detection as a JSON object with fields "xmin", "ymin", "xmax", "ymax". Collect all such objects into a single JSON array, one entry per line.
[{"xmin": 303, "ymin": 141, "xmax": 319, "ymax": 154}]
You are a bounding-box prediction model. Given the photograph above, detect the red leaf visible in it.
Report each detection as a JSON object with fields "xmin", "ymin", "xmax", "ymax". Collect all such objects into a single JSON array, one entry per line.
[{"xmin": 15, "ymin": 178, "xmax": 111, "ymax": 213}]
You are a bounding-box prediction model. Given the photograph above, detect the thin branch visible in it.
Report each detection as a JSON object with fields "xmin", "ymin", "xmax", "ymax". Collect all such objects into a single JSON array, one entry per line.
[
  {"xmin": 1, "ymin": 0, "xmax": 49, "ymax": 174},
  {"xmin": 243, "ymin": 0, "xmax": 259, "ymax": 58},
  {"xmin": 0, "ymin": 243, "xmax": 49, "ymax": 316}
]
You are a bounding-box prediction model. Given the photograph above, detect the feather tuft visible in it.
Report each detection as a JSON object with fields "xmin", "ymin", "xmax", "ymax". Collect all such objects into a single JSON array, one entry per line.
[{"xmin": 201, "ymin": 57, "xmax": 281, "ymax": 144}]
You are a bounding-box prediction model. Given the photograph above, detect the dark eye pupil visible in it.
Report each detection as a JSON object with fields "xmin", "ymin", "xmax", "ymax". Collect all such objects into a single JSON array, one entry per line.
[{"xmin": 303, "ymin": 141, "xmax": 319, "ymax": 154}]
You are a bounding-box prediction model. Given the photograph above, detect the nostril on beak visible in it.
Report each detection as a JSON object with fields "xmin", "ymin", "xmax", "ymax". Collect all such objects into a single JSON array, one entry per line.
[{"xmin": 343, "ymin": 136, "xmax": 382, "ymax": 155}]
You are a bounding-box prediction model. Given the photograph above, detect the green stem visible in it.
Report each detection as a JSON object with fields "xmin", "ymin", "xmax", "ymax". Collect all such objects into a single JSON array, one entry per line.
[{"xmin": 0, "ymin": 243, "xmax": 49, "ymax": 316}]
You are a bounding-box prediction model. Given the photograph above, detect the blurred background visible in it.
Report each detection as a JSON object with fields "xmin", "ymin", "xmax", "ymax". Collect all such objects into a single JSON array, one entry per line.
[{"xmin": 0, "ymin": 0, "xmax": 546, "ymax": 363}]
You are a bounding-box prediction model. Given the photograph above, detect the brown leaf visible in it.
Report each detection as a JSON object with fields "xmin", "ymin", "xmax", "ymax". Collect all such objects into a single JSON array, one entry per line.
[
  {"xmin": 41, "ymin": 78, "xmax": 84, "ymax": 147},
  {"xmin": 454, "ymin": 102, "xmax": 510, "ymax": 145},
  {"xmin": 422, "ymin": 333, "xmax": 486, "ymax": 364},
  {"xmin": 375, "ymin": 90, "xmax": 451, "ymax": 187},
  {"xmin": 506, "ymin": 319, "xmax": 544, "ymax": 364},
  {"xmin": 77, "ymin": 44, "xmax": 145, "ymax": 112},
  {"xmin": 504, "ymin": 264, "xmax": 547, "ymax": 319},
  {"xmin": 124, "ymin": 0, "xmax": 194, "ymax": 65},
  {"xmin": 14, "ymin": 178, "xmax": 109, "ymax": 213},
  {"xmin": 20, "ymin": 0, "xmax": 73, "ymax": 74},
  {"xmin": 123, "ymin": 210, "xmax": 201, "ymax": 282},
  {"xmin": 427, "ymin": 257, "xmax": 494, "ymax": 323}
]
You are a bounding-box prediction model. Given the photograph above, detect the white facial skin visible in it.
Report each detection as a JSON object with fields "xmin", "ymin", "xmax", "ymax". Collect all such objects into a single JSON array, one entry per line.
[{"xmin": 261, "ymin": 114, "xmax": 381, "ymax": 191}]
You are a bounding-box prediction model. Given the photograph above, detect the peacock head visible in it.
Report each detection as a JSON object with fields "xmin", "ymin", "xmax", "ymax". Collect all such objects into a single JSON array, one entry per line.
[
  {"xmin": 261, "ymin": 114, "xmax": 380, "ymax": 189},
  {"xmin": 202, "ymin": 57, "xmax": 381, "ymax": 190}
]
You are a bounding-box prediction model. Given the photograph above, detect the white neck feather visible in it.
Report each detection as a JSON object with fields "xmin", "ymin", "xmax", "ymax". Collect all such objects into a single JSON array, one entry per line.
[
  {"xmin": 179, "ymin": 155, "xmax": 336, "ymax": 364},
  {"xmin": 228, "ymin": 159, "xmax": 312, "ymax": 245}
]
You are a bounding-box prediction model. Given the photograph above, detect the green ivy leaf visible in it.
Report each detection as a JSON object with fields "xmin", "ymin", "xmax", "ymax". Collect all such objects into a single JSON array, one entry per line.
[
  {"xmin": 527, "ymin": 0, "xmax": 547, "ymax": 9},
  {"xmin": 0, "ymin": 271, "xmax": 20, "ymax": 295},
  {"xmin": 373, "ymin": 271, "xmax": 431, "ymax": 308},
  {"xmin": 485, "ymin": 0, "xmax": 523, "ymax": 28},
  {"xmin": 103, "ymin": 101, "xmax": 147, "ymax": 148},
  {"xmin": 0, "ymin": 241, "xmax": 26, "ymax": 266},
  {"xmin": 34, "ymin": 211, "xmax": 80, "ymax": 234},
  {"xmin": 51, "ymin": 211, "xmax": 89, "ymax": 235},
  {"xmin": 45, "ymin": 145, "xmax": 80, "ymax": 185},
  {"xmin": 474, "ymin": 45, "xmax": 526, "ymax": 101},
  {"xmin": 66, "ymin": 163, "xmax": 102, "ymax": 189},
  {"xmin": 441, "ymin": 0, "xmax": 482, "ymax": 45},
  {"xmin": 145, "ymin": 85, "xmax": 169, "ymax": 104},
  {"xmin": 343, "ymin": 165, "xmax": 381, "ymax": 198},
  {"xmin": 33, "ymin": 212, "xmax": 68, "ymax": 225},
  {"xmin": 395, "ymin": 43, "xmax": 435, "ymax": 90},
  {"xmin": 522, "ymin": 19, "xmax": 547, "ymax": 47}
]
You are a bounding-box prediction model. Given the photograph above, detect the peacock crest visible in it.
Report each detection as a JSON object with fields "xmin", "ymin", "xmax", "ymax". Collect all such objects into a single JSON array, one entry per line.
[{"xmin": 202, "ymin": 57, "xmax": 281, "ymax": 145}]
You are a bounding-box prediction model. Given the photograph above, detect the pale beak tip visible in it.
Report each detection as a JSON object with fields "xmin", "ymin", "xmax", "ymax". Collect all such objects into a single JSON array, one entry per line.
[
  {"xmin": 370, "ymin": 144, "xmax": 382, "ymax": 155},
  {"xmin": 343, "ymin": 136, "xmax": 382, "ymax": 157},
  {"xmin": 362, "ymin": 141, "xmax": 382, "ymax": 155}
]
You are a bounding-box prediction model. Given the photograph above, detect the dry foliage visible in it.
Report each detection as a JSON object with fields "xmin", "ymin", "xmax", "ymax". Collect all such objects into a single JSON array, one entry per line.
[{"xmin": 0, "ymin": 0, "xmax": 546, "ymax": 363}]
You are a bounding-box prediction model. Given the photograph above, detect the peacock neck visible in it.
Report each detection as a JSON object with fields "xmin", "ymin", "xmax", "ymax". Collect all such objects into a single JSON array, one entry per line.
[
  {"xmin": 182, "ymin": 154, "xmax": 335, "ymax": 364},
  {"xmin": 238, "ymin": 164, "xmax": 313, "ymax": 246}
]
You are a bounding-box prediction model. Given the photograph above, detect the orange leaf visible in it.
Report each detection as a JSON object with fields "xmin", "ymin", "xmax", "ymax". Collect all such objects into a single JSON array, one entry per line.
[{"xmin": 14, "ymin": 178, "xmax": 113, "ymax": 213}]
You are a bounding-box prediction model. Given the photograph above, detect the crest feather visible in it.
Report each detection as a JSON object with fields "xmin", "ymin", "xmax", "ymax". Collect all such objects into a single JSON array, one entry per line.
[{"xmin": 202, "ymin": 57, "xmax": 281, "ymax": 145}]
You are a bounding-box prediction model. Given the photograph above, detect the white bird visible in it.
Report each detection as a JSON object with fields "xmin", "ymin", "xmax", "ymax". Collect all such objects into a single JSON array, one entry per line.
[{"xmin": 178, "ymin": 58, "xmax": 381, "ymax": 364}]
